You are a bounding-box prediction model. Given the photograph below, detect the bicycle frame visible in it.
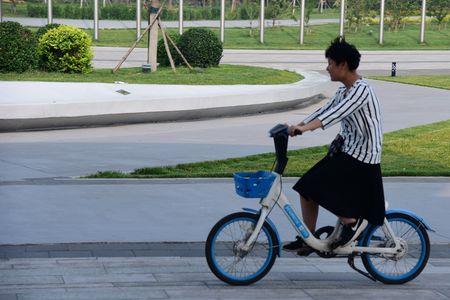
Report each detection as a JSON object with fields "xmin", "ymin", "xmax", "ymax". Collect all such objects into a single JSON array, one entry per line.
[{"xmin": 242, "ymin": 172, "xmax": 402, "ymax": 256}]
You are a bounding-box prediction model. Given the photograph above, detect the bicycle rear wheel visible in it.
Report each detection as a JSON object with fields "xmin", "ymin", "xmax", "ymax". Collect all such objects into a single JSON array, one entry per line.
[
  {"xmin": 205, "ymin": 212, "xmax": 279, "ymax": 285},
  {"xmin": 361, "ymin": 213, "xmax": 430, "ymax": 284}
]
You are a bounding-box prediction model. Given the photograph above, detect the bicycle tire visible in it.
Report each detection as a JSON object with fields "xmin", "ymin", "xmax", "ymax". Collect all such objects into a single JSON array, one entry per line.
[
  {"xmin": 205, "ymin": 212, "xmax": 279, "ymax": 285},
  {"xmin": 361, "ymin": 212, "xmax": 430, "ymax": 284}
]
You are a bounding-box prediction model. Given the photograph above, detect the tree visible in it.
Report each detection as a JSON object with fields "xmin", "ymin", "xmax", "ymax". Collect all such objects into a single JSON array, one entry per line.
[
  {"xmin": 304, "ymin": 0, "xmax": 316, "ymax": 32},
  {"xmin": 385, "ymin": 0, "xmax": 416, "ymax": 31},
  {"xmin": 428, "ymin": 0, "xmax": 450, "ymax": 30},
  {"xmin": 346, "ymin": 0, "xmax": 370, "ymax": 32},
  {"xmin": 242, "ymin": 0, "xmax": 259, "ymax": 36},
  {"xmin": 267, "ymin": 0, "xmax": 288, "ymax": 26}
]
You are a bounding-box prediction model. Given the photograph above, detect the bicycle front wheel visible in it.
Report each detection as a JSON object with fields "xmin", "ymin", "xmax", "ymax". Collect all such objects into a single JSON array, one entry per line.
[
  {"xmin": 361, "ymin": 213, "xmax": 430, "ymax": 284},
  {"xmin": 205, "ymin": 212, "xmax": 279, "ymax": 285}
]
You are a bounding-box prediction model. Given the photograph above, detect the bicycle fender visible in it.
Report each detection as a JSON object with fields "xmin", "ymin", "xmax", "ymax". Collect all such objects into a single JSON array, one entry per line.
[
  {"xmin": 386, "ymin": 209, "xmax": 435, "ymax": 232},
  {"xmin": 242, "ymin": 208, "xmax": 282, "ymax": 257}
]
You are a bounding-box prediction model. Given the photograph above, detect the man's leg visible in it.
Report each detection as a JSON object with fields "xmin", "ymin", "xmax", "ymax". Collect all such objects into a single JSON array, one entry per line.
[
  {"xmin": 300, "ymin": 195, "xmax": 319, "ymax": 232},
  {"xmin": 339, "ymin": 216, "xmax": 356, "ymax": 225}
]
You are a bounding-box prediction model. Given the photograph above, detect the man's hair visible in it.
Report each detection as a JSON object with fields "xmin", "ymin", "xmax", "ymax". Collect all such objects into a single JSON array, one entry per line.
[{"xmin": 325, "ymin": 37, "xmax": 361, "ymax": 71}]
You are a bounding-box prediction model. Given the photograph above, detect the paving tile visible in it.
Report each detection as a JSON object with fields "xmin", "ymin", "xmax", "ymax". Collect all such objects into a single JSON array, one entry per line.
[
  {"xmin": 63, "ymin": 273, "xmax": 157, "ymax": 284},
  {"xmin": 165, "ymin": 286, "xmax": 313, "ymax": 299},
  {"xmin": 26, "ymin": 244, "xmax": 70, "ymax": 252},
  {"xmin": 0, "ymin": 294, "xmax": 18, "ymax": 300},
  {"xmin": 0, "ymin": 283, "xmax": 112, "ymax": 293},
  {"xmin": 0, "ymin": 264, "xmax": 12, "ymax": 270},
  {"xmin": 436, "ymin": 288, "xmax": 450, "ymax": 298},
  {"xmin": 0, "ymin": 275, "xmax": 63, "ymax": 285},
  {"xmin": 133, "ymin": 250, "xmax": 187, "ymax": 257},
  {"xmin": 49, "ymin": 251, "xmax": 93, "ymax": 258},
  {"xmin": 153, "ymin": 272, "xmax": 216, "ymax": 283},
  {"xmin": 105, "ymin": 264, "xmax": 210, "ymax": 274},
  {"xmin": 113, "ymin": 281, "xmax": 206, "ymax": 288},
  {"xmin": 0, "ymin": 287, "xmax": 65, "ymax": 294},
  {"xmin": 0, "ymin": 246, "xmax": 26, "ymax": 253},
  {"xmin": 0, "ymin": 267, "xmax": 106, "ymax": 277},
  {"xmin": 304, "ymin": 288, "xmax": 448, "ymax": 300},
  {"xmin": 16, "ymin": 289, "xmax": 168, "ymax": 300},
  {"xmin": 271, "ymin": 264, "xmax": 321, "ymax": 273},
  {"xmin": 414, "ymin": 274, "xmax": 450, "ymax": 287},
  {"xmin": 5, "ymin": 253, "xmax": 49, "ymax": 259},
  {"xmin": 91, "ymin": 250, "xmax": 135, "ymax": 258},
  {"xmin": 103, "ymin": 260, "xmax": 190, "ymax": 268},
  {"xmin": 284, "ymin": 271, "xmax": 368, "ymax": 282}
]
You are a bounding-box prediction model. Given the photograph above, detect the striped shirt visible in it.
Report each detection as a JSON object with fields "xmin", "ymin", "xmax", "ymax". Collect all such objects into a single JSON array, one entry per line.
[{"xmin": 303, "ymin": 78, "xmax": 383, "ymax": 164}]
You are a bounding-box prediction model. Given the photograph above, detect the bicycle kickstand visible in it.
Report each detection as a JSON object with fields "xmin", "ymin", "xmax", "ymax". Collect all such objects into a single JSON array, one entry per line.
[{"xmin": 347, "ymin": 254, "xmax": 376, "ymax": 282}]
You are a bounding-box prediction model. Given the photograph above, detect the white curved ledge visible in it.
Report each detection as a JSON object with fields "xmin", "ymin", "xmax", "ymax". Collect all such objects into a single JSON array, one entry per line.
[{"xmin": 0, "ymin": 70, "xmax": 331, "ymax": 131}]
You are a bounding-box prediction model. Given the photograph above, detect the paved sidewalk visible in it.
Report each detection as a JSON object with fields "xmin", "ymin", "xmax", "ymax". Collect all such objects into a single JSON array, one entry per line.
[
  {"xmin": 1, "ymin": 242, "xmax": 450, "ymax": 259},
  {"xmin": 3, "ymin": 16, "xmax": 338, "ymax": 29},
  {"xmin": 0, "ymin": 256, "xmax": 449, "ymax": 299}
]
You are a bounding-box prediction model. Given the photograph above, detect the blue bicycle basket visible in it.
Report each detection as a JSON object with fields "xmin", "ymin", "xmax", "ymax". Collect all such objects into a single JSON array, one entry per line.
[{"xmin": 233, "ymin": 171, "xmax": 277, "ymax": 198}]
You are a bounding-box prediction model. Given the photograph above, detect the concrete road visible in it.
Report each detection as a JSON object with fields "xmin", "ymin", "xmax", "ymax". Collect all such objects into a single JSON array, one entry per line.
[
  {"xmin": 93, "ymin": 48, "xmax": 450, "ymax": 75},
  {"xmin": 1, "ymin": 178, "xmax": 449, "ymax": 245}
]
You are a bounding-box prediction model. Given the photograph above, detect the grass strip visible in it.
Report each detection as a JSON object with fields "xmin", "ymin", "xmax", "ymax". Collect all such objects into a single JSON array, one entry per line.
[
  {"xmin": 371, "ymin": 75, "xmax": 450, "ymax": 90},
  {"xmin": 87, "ymin": 119, "xmax": 450, "ymax": 178},
  {"xmin": 81, "ymin": 23, "xmax": 450, "ymax": 50},
  {"xmin": 0, "ymin": 65, "xmax": 301, "ymax": 85}
]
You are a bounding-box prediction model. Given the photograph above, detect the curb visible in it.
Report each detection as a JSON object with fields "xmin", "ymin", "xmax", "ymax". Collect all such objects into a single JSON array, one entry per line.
[{"xmin": 0, "ymin": 70, "xmax": 331, "ymax": 132}]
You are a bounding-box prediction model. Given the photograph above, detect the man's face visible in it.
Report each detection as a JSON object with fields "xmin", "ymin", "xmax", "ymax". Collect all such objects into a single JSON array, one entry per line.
[{"xmin": 326, "ymin": 58, "xmax": 346, "ymax": 81}]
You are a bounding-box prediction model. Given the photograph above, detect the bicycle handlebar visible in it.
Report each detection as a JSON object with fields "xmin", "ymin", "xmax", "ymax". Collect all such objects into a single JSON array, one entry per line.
[{"xmin": 269, "ymin": 124, "xmax": 290, "ymax": 175}]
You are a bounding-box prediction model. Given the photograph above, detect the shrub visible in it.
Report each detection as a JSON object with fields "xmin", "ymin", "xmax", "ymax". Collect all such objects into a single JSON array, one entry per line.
[
  {"xmin": 157, "ymin": 33, "xmax": 182, "ymax": 67},
  {"xmin": 178, "ymin": 28, "xmax": 223, "ymax": 68},
  {"xmin": 0, "ymin": 21, "xmax": 38, "ymax": 73},
  {"xmin": 35, "ymin": 23, "xmax": 61, "ymax": 39},
  {"xmin": 38, "ymin": 25, "xmax": 93, "ymax": 73}
]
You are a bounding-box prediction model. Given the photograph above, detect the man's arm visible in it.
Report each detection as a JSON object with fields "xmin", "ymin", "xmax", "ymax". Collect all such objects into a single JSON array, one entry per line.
[{"xmin": 289, "ymin": 119, "xmax": 323, "ymax": 136}]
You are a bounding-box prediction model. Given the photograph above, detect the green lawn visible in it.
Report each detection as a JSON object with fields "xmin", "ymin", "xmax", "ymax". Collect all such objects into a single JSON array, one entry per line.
[
  {"xmin": 86, "ymin": 23, "xmax": 450, "ymax": 50},
  {"xmin": 371, "ymin": 75, "xmax": 450, "ymax": 90},
  {"xmin": 0, "ymin": 65, "xmax": 302, "ymax": 85},
  {"xmin": 88, "ymin": 119, "xmax": 450, "ymax": 178}
]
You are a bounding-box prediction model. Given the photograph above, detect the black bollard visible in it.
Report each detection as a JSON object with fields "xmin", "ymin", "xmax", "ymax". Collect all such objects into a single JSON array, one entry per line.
[{"xmin": 391, "ymin": 62, "xmax": 397, "ymax": 77}]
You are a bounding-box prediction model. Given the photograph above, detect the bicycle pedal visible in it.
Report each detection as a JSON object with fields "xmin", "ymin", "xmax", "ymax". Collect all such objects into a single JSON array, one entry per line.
[{"xmin": 347, "ymin": 255, "xmax": 376, "ymax": 282}]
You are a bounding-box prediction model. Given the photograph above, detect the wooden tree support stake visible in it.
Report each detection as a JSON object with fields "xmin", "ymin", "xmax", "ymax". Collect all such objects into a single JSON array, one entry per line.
[
  {"xmin": 163, "ymin": 25, "xmax": 194, "ymax": 71},
  {"xmin": 112, "ymin": 5, "xmax": 164, "ymax": 73},
  {"xmin": 158, "ymin": 19, "xmax": 176, "ymax": 73}
]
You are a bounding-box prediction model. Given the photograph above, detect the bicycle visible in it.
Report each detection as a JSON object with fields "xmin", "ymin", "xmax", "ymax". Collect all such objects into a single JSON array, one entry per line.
[{"xmin": 205, "ymin": 124, "xmax": 433, "ymax": 285}]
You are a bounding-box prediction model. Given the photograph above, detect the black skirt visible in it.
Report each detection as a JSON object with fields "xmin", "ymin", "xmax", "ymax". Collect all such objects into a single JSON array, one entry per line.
[{"xmin": 293, "ymin": 152, "xmax": 386, "ymax": 225}]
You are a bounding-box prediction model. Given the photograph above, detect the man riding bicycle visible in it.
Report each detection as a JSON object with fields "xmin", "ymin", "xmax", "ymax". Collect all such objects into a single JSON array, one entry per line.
[{"xmin": 283, "ymin": 37, "xmax": 386, "ymax": 256}]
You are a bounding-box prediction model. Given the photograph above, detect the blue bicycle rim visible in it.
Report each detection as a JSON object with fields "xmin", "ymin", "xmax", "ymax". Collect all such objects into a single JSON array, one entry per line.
[
  {"xmin": 365, "ymin": 217, "xmax": 427, "ymax": 281},
  {"xmin": 210, "ymin": 217, "xmax": 274, "ymax": 282}
]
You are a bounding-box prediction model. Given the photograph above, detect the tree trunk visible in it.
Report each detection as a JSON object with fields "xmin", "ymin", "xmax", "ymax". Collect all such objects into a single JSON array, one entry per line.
[{"xmin": 231, "ymin": 0, "xmax": 237, "ymax": 11}]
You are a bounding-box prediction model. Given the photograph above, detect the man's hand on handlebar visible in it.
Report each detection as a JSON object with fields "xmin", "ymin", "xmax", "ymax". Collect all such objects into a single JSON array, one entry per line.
[{"xmin": 287, "ymin": 125, "xmax": 303, "ymax": 137}]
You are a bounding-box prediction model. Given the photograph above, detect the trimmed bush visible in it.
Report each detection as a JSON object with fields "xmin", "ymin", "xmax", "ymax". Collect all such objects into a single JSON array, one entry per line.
[
  {"xmin": 178, "ymin": 28, "xmax": 223, "ymax": 68},
  {"xmin": 157, "ymin": 33, "xmax": 182, "ymax": 67},
  {"xmin": 38, "ymin": 25, "xmax": 93, "ymax": 73},
  {"xmin": 35, "ymin": 23, "xmax": 61, "ymax": 39},
  {"xmin": 0, "ymin": 21, "xmax": 38, "ymax": 73}
]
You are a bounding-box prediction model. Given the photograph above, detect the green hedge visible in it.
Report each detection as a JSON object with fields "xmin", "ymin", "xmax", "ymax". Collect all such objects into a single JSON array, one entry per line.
[
  {"xmin": 38, "ymin": 25, "xmax": 93, "ymax": 73},
  {"xmin": 0, "ymin": 21, "xmax": 38, "ymax": 73},
  {"xmin": 178, "ymin": 28, "xmax": 223, "ymax": 68}
]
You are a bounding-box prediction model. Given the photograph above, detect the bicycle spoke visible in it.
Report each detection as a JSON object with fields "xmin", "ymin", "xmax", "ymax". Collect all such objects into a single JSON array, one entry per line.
[{"xmin": 212, "ymin": 218, "xmax": 271, "ymax": 279}]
